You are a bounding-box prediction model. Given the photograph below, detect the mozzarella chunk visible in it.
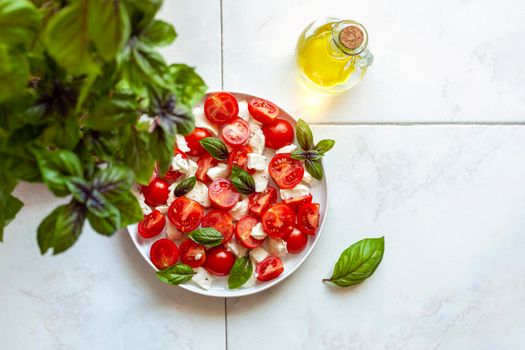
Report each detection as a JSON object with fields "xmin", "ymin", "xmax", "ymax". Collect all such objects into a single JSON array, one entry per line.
[
  {"xmin": 250, "ymin": 222, "xmax": 267, "ymax": 240},
  {"xmin": 301, "ymin": 170, "xmax": 314, "ymax": 185},
  {"xmin": 192, "ymin": 267, "xmax": 214, "ymax": 290},
  {"xmin": 253, "ymin": 169, "xmax": 270, "ymax": 192},
  {"xmin": 238, "ymin": 100, "xmax": 250, "ymax": 121},
  {"xmin": 171, "ymin": 153, "xmax": 189, "ymax": 173},
  {"xmin": 243, "ymin": 270, "xmax": 256, "ymax": 288},
  {"xmin": 247, "ymin": 153, "xmax": 267, "ymax": 171},
  {"xmin": 131, "ymin": 185, "xmax": 152, "ymax": 215},
  {"xmin": 187, "ymin": 159, "xmax": 198, "ymax": 177},
  {"xmin": 185, "ymin": 180, "xmax": 210, "ymax": 208},
  {"xmin": 275, "ymin": 144, "xmax": 297, "ymax": 154},
  {"xmin": 206, "ymin": 163, "xmax": 230, "ymax": 181},
  {"xmin": 249, "ymin": 247, "xmax": 269, "ymax": 264},
  {"xmin": 155, "ymin": 205, "xmax": 169, "ymax": 214},
  {"xmin": 248, "ymin": 121, "xmax": 262, "ymax": 132},
  {"xmin": 166, "ymin": 222, "xmax": 183, "ymax": 240},
  {"xmin": 166, "ymin": 181, "xmax": 181, "ymax": 206},
  {"xmin": 268, "ymin": 237, "xmax": 288, "ymax": 257},
  {"xmin": 248, "ymin": 129, "xmax": 265, "ymax": 154},
  {"xmin": 280, "ymin": 184, "xmax": 310, "ymax": 201},
  {"xmin": 226, "ymin": 240, "xmax": 248, "ymax": 258},
  {"xmin": 193, "ymin": 106, "xmax": 218, "ymax": 135},
  {"xmin": 175, "ymin": 134, "xmax": 190, "ymax": 153},
  {"xmin": 228, "ymin": 197, "xmax": 249, "ymax": 221}
]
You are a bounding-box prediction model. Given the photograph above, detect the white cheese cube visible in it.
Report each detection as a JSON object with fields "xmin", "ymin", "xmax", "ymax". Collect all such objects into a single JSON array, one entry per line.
[
  {"xmin": 138, "ymin": 193, "xmax": 152, "ymax": 215},
  {"xmin": 166, "ymin": 222, "xmax": 182, "ymax": 240},
  {"xmin": 171, "ymin": 153, "xmax": 189, "ymax": 173},
  {"xmin": 185, "ymin": 180, "xmax": 210, "ymax": 208},
  {"xmin": 242, "ymin": 270, "xmax": 256, "ymax": 288},
  {"xmin": 248, "ymin": 129, "xmax": 265, "ymax": 154},
  {"xmin": 175, "ymin": 134, "xmax": 190, "ymax": 153},
  {"xmin": 206, "ymin": 163, "xmax": 230, "ymax": 181},
  {"xmin": 238, "ymin": 100, "xmax": 250, "ymax": 121},
  {"xmin": 228, "ymin": 197, "xmax": 249, "ymax": 221},
  {"xmin": 301, "ymin": 170, "xmax": 314, "ymax": 185},
  {"xmin": 280, "ymin": 184, "xmax": 310, "ymax": 200},
  {"xmin": 268, "ymin": 237, "xmax": 288, "ymax": 257},
  {"xmin": 250, "ymin": 222, "xmax": 267, "ymax": 240},
  {"xmin": 248, "ymin": 121, "xmax": 262, "ymax": 132},
  {"xmin": 226, "ymin": 240, "xmax": 247, "ymax": 257},
  {"xmin": 155, "ymin": 205, "xmax": 169, "ymax": 214},
  {"xmin": 249, "ymin": 247, "xmax": 269, "ymax": 264},
  {"xmin": 247, "ymin": 153, "xmax": 267, "ymax": 171},
  {"xmin": 275, "ymin": 144, "xmax": 297, "ymax": 154},
  {"xmin": 192, "ymin": 267, "xmax": 214, "ymax": 290},
  {"xmin": 166, "ymin": 181, "xmax": 181, "ymax": 206},
  {"xmin": 193, "ymin": 106, "xmax": 218, "ymax": 135},
  {"xmin": 253, "ymin": 169, "xmax": 269, "ymax": 193},
  {"xmin": 187, "ymin": 159, "xmax": 198, "ymax": 177}
]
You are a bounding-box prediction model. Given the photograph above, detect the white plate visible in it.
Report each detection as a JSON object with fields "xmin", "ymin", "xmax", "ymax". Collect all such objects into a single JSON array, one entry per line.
[{"xmin": 127, "ymin": 92, "xmax": 328, "ymax": 297}]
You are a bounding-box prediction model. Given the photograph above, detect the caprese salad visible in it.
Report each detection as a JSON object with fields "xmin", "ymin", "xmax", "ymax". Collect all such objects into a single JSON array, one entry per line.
[{"xmin": 133, "ymin": 92, "xmax": 334, "ymax": 290}]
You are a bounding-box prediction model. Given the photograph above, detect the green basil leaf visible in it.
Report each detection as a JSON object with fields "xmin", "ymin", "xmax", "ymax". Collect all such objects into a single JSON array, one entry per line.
[
  {"xmin": 314, "ymin": 139, "xmax": 335, "ymax": 155},
  {"xmin": 0, "ymin": 0, "xmax": 41, "ymax": 46},
  {"xmin": 230, "ymin": 165, "xmax": 255, "ymax": 195},
  {"xmin": 87, "ymin": 204, "xmax": 121, "ymax": 236},
  {"xmin": 228, "ymin": 257, "xmax": 253, "ymax": 289},
  {"xmin": 0, "ymin": 44, "xmax": 30, "ymax": 102},
  {"xmin": 291, "ymin": 149, "xmax": 321, "ymax": 161},
  {"xmin": 122, "ymin": 128, "xmax": 156, "ymax": 185},
  {"xmin": 188, "ymin": 227, "xmax": 224, "ymax": 247},
  {"xmin": 167, "ymin": 64, "xmax": 207, "ymax": 109},
  {"xmin": 151, "ymin": 92, "xmax": 195, "ymax": 137},
  {"xmin": 290, "ymin": 149, "xmax": 307, "ymax": 160},
  {"xmin": 148, "ymin": 127, "xmax": 175, "ymax": 175},
  {"xmin": 40, "ymin": 115, "xmax": 80, "ymax": 149},
  {"xmin": 305, "ymin": 158, "xmax": 323, "ymax": 181},
  {"xmin": 33, "ymin": 149, "xmax": 84, "ymax": 197},
  {"xmin": 92, "ymin": 165, "xmax": 134, "ymax": 199},
  {"xmin": 123, "ymin": 0, "xmax": 162, "ymax": 32},
  {"xmin": 84, "ymin": 94, "xmax": 139, "ymax": 131},
  {"xmin": 111, "ymin": 191, "xmax": 143, "ymax": 226},
  {"xmin": 199, "ymin": 137, "xmax": 229, "ymax": 160},
  {"xmin": 324, "ymin": 237, "xmax": 385, "ymax": 287},
  {"xmin": 37, "ymin": 201, "xmax": 87, "ymax": 255},
  {"xmin": 0, "ymin": 193, "xmax": 23, "ymax": 242},
  {"xmin": 296, "ymin": 118, "xmax": 314, "ymax": 150},
  {"xmin": 174, "ymin": 176, "xmax": 196, "ymax": 197},
  {"xmin": 156, "ymin": 263, "xmax": 196, "ymax": 285},
  {"xmin": 142, "ymin": 20, "xmax": 177, "ymax": 47}
]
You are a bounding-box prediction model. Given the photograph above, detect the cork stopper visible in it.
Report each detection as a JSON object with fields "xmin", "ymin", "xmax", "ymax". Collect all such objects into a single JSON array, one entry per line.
[{"xmin": 339, "ymin": 25, "xmax": 364, "ymax": 50}]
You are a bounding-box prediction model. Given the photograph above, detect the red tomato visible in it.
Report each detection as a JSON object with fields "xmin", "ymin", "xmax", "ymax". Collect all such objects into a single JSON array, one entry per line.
[
  {"xmin": 268, "ymin": 153, "xmax": 304, "ymax": 189},
  {"xmin": 204, "ymin": 246, "xmax": 236, "ymax": 276},
  {"xmin": 202, "ymin": 210, "xmax": 234, "ymax": 243},
  {"xmin": 208, "ymin": 179, "xmax": 240, "ymax": 210},
  {"xmin": 204, "ymin": 92, "xmax": 239, "ymax": 125},
  {"xmin": 138, "ymin": 210, "xmax": 166, "ymax": 239},
  {"xmin": 185, "ymin": 127, "xmax": 212, "ymax": 157},
  {"xmin": 167, "ymin": 197, "xmax": 204, "ymax": 233},
  {"xmin": 262, "ymin": 203, "xmax": 296, "ymax": 238},
  {"xmin": 221, "ymin": 117, "xmax": 250, "ymax": 146},
  {"xmin": 163, "ymin": 167, "xmax": 183, "ymax": 182},
  {"xmin": 248, "ymin": 186, "xmax": 277, "ymax": 217},
  {"xmin": 150, "ymin": 238, "xmax": 179, "ymax": 270},
  {"xmin": 297, "ymin": 202, "xmax": 320, "ymax": 235},
  {"xmin": 256, "ymin": 256, "xmax": 284, "ymax": 281},
  {"xmin": 285, "ymin": 229, "xmax": 308, "ymax": 254},
  {"xmin": 248, "ymin": 98, "xmax": 280, "ymax": 125},
  {"xmin": 283, "ymin": 194, "xmax": 313, "ymax": 212},
  {"xmin": 228, "ymin": 145, "xmax": 255, "ymax": 174},
  {"xmin": 173, "ymin": 148, "xmax": 187, "ymax": 158},
  {"xmin": 142, "ymin": 178, "xmax": 170, "ymax": 206},
  {"xmin": 179, "ymin": 239, "xmax": 206, "ymax": 268},
  {"xmin": 196, "ymin": 154, "xmax": 217, "ymax": 183},
  {"xmin": 262, "ymin": 118, "xmax": 294, "ymax": 149},
  {"xmin": 235, "ymin": 215, "xmax": 265, "ymax": 249}
]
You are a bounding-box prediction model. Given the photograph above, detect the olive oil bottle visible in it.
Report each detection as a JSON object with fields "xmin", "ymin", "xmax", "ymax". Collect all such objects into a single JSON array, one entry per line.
[{"xmin": 295, "ymin": 18, "xmax": 374, "ymax": 93}]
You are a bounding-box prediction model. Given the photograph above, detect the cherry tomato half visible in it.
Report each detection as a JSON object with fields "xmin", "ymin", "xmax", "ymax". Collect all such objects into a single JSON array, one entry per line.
[
  {"xmin": 179, "ymin": 239, "xmax": 206, "ymax": 268},
  {"xmin": 221, "ymin": 117, "xmax": 250, "ymax": 147},
  {"xmin": 285, "ymin": 229, "xmax": 308, "ymax": 254},
  {"xmin": 248, "ymin": 98, "xmax": 280, "ymax": 125},
  {"xmin": 248, "ymin": 186, "xmax": 277, "ymax": 217},
  {"xmin": 262, "ymin": 203, "xmax": 296, "ymax": 239},
  {"xmin": 142, "ymin": 178, "xmax": 170, "ymax": 206},
  {"xmin": 138, "ymin": 210, "xmax": 166, "ymax": 239},
  {"xmin": 208, "ymin": 178, "xmax": 240, "ymax": 210},
  {"xmin": 167, "ymin": 197, "xmax": 204, "ymax": 233},
  {"xmin": 268, "ymin": 153, "xmax": 304, "ymax": 189},
  {"xmin": 228, "ymin": 145, "xmax": 255, "ymax": 174},
  {"xmin": 297, "ymin": 202, "xmax": 320, "ymax": 235},
  {"xmin": 196, "ymin": 153, "xmax": 217, "ymax": 183},
  {"xmin": 235, "ymin": 215, "xmax": 265, "ymax": 249},
  {"xmin": 256, "ymin": 256, "xmax": 284, "ymax": 281},
  {"xmin": 204, "ymin": 92, "xmax": 239, "ymax": 125},
  {"xmin": 202, "ymin": 210, "xmax": 234, "ymax": 243},
  {"xmin": 283, "ymin": 193, "xmax": 313, "ymax": 212},
  {"xmin": 185, "ymin": 127, "xmax": 212, "ymax": 157},
  {"xmin": 262, "ymin": 118, "xmax": 294, "ymax": 149},
  {"xmin": 150, "ymin": 238, "xmax": 179, "ymax": 270},
  {"xmin": 204, "ymin": 246, "xmax": 236, "ymax": 276}
]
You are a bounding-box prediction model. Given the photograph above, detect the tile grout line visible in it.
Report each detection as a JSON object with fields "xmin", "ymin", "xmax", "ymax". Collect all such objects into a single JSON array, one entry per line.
[{"xmin": 308, "ymin": 121, "xmax": 525, "ymax": 126}]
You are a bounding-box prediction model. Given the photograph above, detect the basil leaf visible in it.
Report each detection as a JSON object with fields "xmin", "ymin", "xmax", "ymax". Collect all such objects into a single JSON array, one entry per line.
[
  {"xmin": 111, "ymin": 191, "xmax": 143, "ymax": 226},
  {"xmin": 305, "ymin": 159, "xmax": 323, "ymax": 181},
  {"xmin": 230, "ymin": 166, "xmax": 255, "ymax": 195},
  {"xmin": 199, "ymin": 137, "xmax": 229, "ymax": 160},
  {"xmin": 0, "ymin": 44, "xmax": 30, "ymax": 102},
  {"xmin": 188, "ymin": 227, "xmax": 224, "ymax": 247},
  {"xmin": 122, "ymin": 128, "xmax": 156, "ymax": 185},
  {"xmin": 296, "ymin": 118, "xmax": 314, "ymax": 150},
  {"xmin": 290, "ymin": 149, "xmax": 307, "ymax": 160},
  {"xmin": 324, "ymin": 237, "xmax": 385, "ymax": 287},
  {"xmin": 33, "ymin": 149, "xmax": 84, "ymax": 197},
  {"xmin": 87, "ymin": 205, "xmax": 121, "ymax": 236},
  {"xmin": 0, "ymin": 0, "xmax": 41, "ymax": 46},
  {"xmin": 174, "ymin": 176, "xmax": 196, "ymax": 197},
  {"xmin": 156, "ymin": 263, "xmax": 196, "ymax": 285},
  {"xmin": 167, "ymin": 64, "xmax": 207, "ymax": 109},
  {"xmin": 0, "ymin": 193, "xmax": 23, "ymax": 242},
  {"xmin": 84, "ymin": 95, "xmax": 139, "ymax": 131},
  {"xmin": 142, "ymin": 20, "xmax": 177, "ymax": 47},
  {"xmin": 228, "ymin": 257, "xmax": 253, "ymax": 289},
  {"xmin": 92, "ymin": 165, "xmax": 134, "ymax": 199},
  {"xmin": 314, "ymin": 139, "xmax": 335, "ymax": 155}
]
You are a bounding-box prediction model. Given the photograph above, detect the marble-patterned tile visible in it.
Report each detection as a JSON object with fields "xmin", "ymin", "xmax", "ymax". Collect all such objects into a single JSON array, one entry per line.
[
  {"xmin": 223, "ymin": 0, "xmax": 525, "ymax": 122},
  {"xmin": 226, "ymin": 125, "xmax": 525, "ymax": 350}
]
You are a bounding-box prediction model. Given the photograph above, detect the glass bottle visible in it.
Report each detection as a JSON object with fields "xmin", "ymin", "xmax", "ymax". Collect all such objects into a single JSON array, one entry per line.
[{"xmin": 295, "ymin": 18, "xmax": 374, "ymax": 94}]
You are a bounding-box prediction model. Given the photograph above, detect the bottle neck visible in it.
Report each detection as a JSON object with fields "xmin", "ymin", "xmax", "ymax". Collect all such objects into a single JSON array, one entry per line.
[{"xmin": 330, "ymin": 20, "xmax": 368, "ymax": 57}]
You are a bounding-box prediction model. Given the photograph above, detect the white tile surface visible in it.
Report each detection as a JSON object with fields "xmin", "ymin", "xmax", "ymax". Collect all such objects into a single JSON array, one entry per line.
[
  {"xmin": 223, "ymin": 0, "xmax": 525, "ymax": 122},
  {"xmin": 226, "ymin": 125, "xmax": 525, "ymax": 350}
]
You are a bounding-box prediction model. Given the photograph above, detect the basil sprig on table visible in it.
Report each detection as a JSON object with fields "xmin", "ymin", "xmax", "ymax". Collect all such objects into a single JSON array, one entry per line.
[
  {"xmin": 228, "ymin": 257, "xmax": 253, "ymax": 289},
  {"xmin": 199, "ymin": 137, "xmax": 229, "ymax": 160},
  {"xmin": 323, "ymin": 237, "xmax": 385, "ymax": 287},
  {"xmin": 173, "ymin": 176, "xmax": 196, "ymax": 197},
  {"xmin": 230, "ymin": 166, "xmax": 255, "ymax": 195},
  {"xmin": 156, "ymin": 263, "xmax": 196, "ymax": 285},
  {"xmin": 291, "ymin": 119, "xmax": 335, "ymax": 180},
  {"xmin": 188, "ymin": 227, "xmax": 224, "ymax": 247}
]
